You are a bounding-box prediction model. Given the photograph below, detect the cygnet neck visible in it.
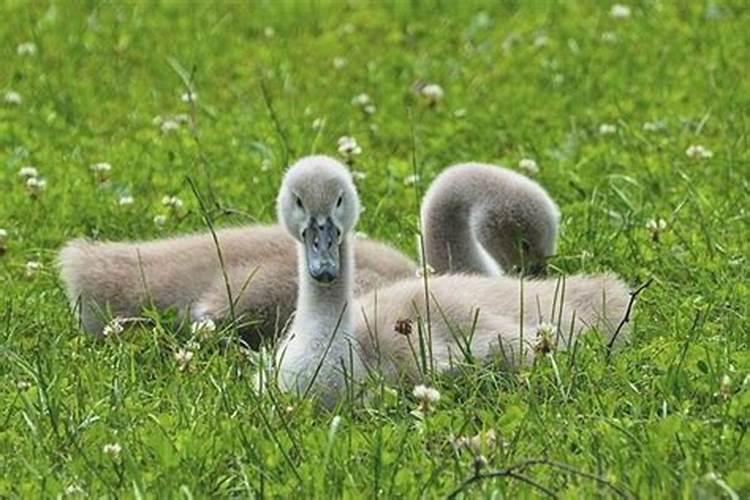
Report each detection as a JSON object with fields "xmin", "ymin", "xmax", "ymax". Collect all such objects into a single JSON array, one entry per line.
[
  {"xmin": 295, "ymin": 235, "xmax": 355, "ymax": 338},
  {"xmin": 423, "ymin": 199, "xmax": 496, "ymax": 275}
]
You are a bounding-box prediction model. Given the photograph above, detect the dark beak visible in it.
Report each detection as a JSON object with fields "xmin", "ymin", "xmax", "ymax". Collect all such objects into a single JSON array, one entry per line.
[{"xmin": 304, "ymin": 217, "xmax": 339, "ymax": 283}]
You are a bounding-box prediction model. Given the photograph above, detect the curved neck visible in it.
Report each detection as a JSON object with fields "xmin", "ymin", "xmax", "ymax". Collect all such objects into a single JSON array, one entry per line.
[{"xmin": 422, "ymin": 200, "xmax": 499, "ymax": 276}]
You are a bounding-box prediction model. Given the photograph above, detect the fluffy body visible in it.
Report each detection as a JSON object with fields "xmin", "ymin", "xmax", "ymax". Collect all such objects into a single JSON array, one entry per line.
[
  {"xmin": 276, "ymin": 157, "xmax": 629, "ymax": 407},
  {"xmin": 353, "ymin": 273, "xmax": 629, "ymax": 381},
  {"xmin": 421, "ymin": 163, "xmax": 559, "ymax": 275}
]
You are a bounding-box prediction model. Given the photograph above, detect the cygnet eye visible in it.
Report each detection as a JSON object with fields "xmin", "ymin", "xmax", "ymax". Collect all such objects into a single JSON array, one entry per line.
[
  {"xmin": 336, "ymin": 195, "xmax": 343, "ymax": 208},
  {"xmin": 295, "ymin": 196, "xmax": 304, "ymax": 210}
]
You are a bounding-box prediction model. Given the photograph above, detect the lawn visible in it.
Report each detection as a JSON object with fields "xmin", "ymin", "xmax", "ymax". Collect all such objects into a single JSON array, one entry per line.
[{"xmin": 1, "ymin": 0, "xmax": 749, "ymax": 497}]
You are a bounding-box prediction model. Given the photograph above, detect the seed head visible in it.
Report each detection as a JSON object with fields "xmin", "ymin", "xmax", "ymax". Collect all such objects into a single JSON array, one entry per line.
[{"xmin": 413, "ymin": 384, "xmax": 441, "ymax": 411}]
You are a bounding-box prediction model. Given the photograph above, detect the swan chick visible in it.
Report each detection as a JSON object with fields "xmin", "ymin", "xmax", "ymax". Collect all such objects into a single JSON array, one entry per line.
[
  {"xmin": 276, "ymin": 155, "xmax": 363, "ymax": 399},
  {"xmin": 276, "ymin": 156, "xmax": 631, "ymax": 408},
  {"xmin": 421, "ymin": 163, "xmax": 560, "ymax": 275}
]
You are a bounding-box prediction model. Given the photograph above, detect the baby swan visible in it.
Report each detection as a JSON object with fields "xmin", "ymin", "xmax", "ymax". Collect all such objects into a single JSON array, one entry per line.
[
  {"xmin": 277, "ymin": 157, "xmax": 630, "ymax": 407},
  {"xmin": 421, "ymin": 163, "xmax": 560, "ymax": 276}
]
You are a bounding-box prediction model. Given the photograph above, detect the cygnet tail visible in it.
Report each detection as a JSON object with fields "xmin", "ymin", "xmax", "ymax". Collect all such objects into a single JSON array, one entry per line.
[{"xmin": 523, "ymin": 273, "xmax": 632, "ymax": 348}]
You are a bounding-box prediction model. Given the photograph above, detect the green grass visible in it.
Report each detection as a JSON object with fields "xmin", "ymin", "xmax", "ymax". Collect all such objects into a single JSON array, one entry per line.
[{"xmin": 2, "ymin": 0, "xmax": 749, "ymax": 497}]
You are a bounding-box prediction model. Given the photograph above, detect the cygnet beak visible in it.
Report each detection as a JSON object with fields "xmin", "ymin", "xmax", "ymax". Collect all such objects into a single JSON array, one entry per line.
[{"xmin": 304, "ymin": 217, "xmax": 339, "ymax": 284}]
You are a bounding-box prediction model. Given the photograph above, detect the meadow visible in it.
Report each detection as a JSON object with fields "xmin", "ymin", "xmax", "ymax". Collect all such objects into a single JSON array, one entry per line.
[{"xmin": 1, "ymin": 0, "xmax": 749, "ymax": 497}]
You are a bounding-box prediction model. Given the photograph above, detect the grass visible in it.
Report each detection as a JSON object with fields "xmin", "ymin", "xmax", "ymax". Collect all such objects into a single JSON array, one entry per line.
[{"xmin": 1, "ymin": 0, "xmax": 749, "ymax": 497}]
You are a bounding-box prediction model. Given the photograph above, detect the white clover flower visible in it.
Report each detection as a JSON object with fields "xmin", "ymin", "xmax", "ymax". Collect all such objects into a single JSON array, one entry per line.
[
  {"xmin": 64, "ymin": 484, "xmax": 83, "ymax": 496},
  {"xmin": 4, "ymin": 91, "xmax": 22, "ymax": 105},
  {"xmin": 643, "ymin": 121, "xmax": 666, "ymax": 132},
  {"xmin": 102, "ymin": 318, "xmax": 124, "ymax": 337},
  {"xmin": 599, "ymin": 123, "xmax": 617, "ymax": 135},
  {"xmin": 264, "ymin": 26, "xmax": 275, "ymax": 38},
  {"xmin": 352, "ymin": 93, "xmax": 371, "ymax": 106},
  {"xmin": 26, "ymin": 177, "xmax": 47, "ymax": 196},
  {"xmin": 181, "ymin": 90, "xmax": 198, "ymax": 103},
  {"xmin": 19, "ymin": 166, "xmax": 39, "ymax": 179},
  {"xmin": 415, "ymin": 264, "xmax": 435, "ymax": 278},
  {"xmin": 646, "ymin": 218, "xmax": 667, "ymax": 232},
  {"xmin": 646, "ymin": 218, "xmax": 668, "ymax": 241},
  {"xmin": 191, "ymin": 318, "xmax": 216, "ymax": 336},
  {"xmin": 90, "ymin": 162, "xmax": 112, "ymax": 174},
  {"xmin": 102, "ymin": 442, "xmax": 122, "ymax": 458},
  {"xmin": 337, "ymin": 136, "xmax": 362, "ymax": 159},
  {"xmin": 332, "ymin": 57, "xmax": 347, "ymax": 70},
  {"xmin": 153, "ymin": 214, "xmax": 167, "ymax": 227},
  {"xmin": 518, "ymin": 158, "xmax": 540, "ymax": 176},
  {"xmin": 25, "ymin": 261, "xmax": 43, "ymax": 277},
  {"xmin": 17, "ymin": 42, "xmax": 38, "ymax": 56},
  {"xmin": 413, "ymin": 384, "xmax": 441, "ymax": 411},
  {"xmin": 610, "ymin": 4, "xmax": 631, "ymax": 19},
  {"xmin": 420, "ymin": 83, "xmax": 444, "ymax": 105},
  {"xmin": 403, "ymin": 174, "xmax": 420, "ymax": 186},
  {"xmin": 351, "ymin": 94, "xmax": 376, "ymax": 115},
  {"xmin": 16, "ymin": 380, "xmax": 32, "ymax": 391},
  {"xmin": 685, "ymin": 144, "xmax": 713, "ymax": 159},
  {"xmin": 160, "ymin": 119, "xmax": 180, "ymax": 133},
  {"xmin": 174, "ymin": 348, "xmax": 194, "ymax": 370},
  {"xmin": 162, "ymin": 195, "xmax": 184, "ymax": 210},
  {"xmin": 118, "ymin": 195, "xmax": 134, "ymax": 206},
  {"xmin": 601, "ymin": 31, "xmax": 618, "ymax": 43}
]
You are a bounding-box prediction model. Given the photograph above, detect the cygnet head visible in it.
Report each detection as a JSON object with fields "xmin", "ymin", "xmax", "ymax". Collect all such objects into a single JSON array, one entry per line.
[{"xmin": 278, "ymin": 155, "xmax": 360, "ymax": 284}]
